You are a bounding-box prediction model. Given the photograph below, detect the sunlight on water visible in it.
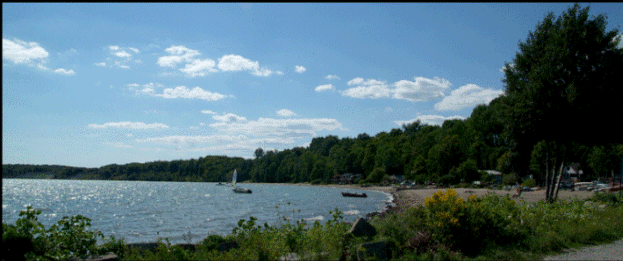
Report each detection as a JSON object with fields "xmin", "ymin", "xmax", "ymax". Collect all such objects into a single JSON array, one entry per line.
[{"xmin": 3, "ymin": 179, "xmax": 391, "ymax": 244}]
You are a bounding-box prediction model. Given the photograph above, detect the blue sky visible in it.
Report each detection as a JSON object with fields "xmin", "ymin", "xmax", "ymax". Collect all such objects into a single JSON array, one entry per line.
[{"xmin": 4, "ymin": 3, "xmax": 623, "ymax": 168}]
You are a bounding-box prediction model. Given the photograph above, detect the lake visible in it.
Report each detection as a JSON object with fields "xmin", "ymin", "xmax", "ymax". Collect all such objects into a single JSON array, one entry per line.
[{"xmin": 2, "ymin": 179, "xmax": 392, "ymax": 244}]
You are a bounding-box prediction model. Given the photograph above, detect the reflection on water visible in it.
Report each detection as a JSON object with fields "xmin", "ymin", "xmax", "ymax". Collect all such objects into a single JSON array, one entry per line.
[{"xmin": 2, "ymin": 179, "xmax": 391, "ymax": 244}]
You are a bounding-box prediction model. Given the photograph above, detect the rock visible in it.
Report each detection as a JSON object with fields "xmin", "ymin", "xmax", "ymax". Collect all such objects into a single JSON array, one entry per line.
[
  {"xmin": 357, "ymin": 241, "xmax": 387, "ymax": 260},
  {"xmin": 218, "ymin": 241, "xmax": 239, "ymax": 252},
  {"xmin": 348, "ymin": 217, "xmax": 377, "ymax": 237}
]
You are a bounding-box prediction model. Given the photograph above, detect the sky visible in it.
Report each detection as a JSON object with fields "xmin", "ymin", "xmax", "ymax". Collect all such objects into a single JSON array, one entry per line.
[{"xmin": 3, "ymin": 3, "xmax": 623, "ymax": 168}]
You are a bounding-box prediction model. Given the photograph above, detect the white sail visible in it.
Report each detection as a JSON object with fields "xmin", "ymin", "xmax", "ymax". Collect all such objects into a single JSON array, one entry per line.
[{"xmin": 232, "ymin": 169, "xmax": 237, "ymax": 188}]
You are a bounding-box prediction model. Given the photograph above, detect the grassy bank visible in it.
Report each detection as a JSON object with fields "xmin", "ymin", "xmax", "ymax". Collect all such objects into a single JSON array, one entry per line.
[{"xmin": 3, "ymin": 190, "xmax": 623, "ymax": 260}]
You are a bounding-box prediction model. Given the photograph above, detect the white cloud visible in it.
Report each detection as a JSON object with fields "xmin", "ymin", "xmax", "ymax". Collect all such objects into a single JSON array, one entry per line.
[
  {"xmin": 315, "ymin": 84, "xmax": 334, "ymax": 92},
  {"xmin": 325, "ymin": 74, "xmax": 340, "ymax": 80},
  {"xmin": 179, "ymin": 58, "xmax": 217, "ymax": 77},
  {"xmin": 3, "ymin": 38, "xmax": 75, "ymax": 75},
  {"xmin": 218, "ymin": 54, "xmax": 258, "ymax": 71},
  {"xmin": 2, "ymin": 38, "xmax": 49, "ymax": 64},
  {"xmin": 434, "ymin": 84, "xmax": 503, "ymax": 111},
  {"xmin": 100, "ymin": 45, "xmax": 140, "ymax": 69},
  {"xmin": 295, "ymin": 65, "xmax": 306, "ymax": 73},
  {"xmin": 157, "ymin": 45, "xmax": 200, "ymax": 68},
  {"xmin": 201, "ymin": 110, "xmax": 217, "ymax": 115},
  {"xmin": 53, "ymin": 68, "xmax": 75, "ymax": 75},
  {"xmin": 341, "ymin": 76, "xmax": 451, "ymax": 102},
  {"xmin": 276, "ymin": 109, "xmax": 296, "ymax": 117},
  {"xmin": 159, "ymin": 86, "xmax": 228, "ymax": 101},
  {"xmin": 392, "ymin": 77, "xmax": 451, "ymax": 102},
  {"xmin": 394, "ymin": 115, "xmax": 466, "ymax": 127},
  {"xmin": 341, "ymin": 78, "xmax": 391, "ymax": 99},
  {"xmin": 157, "ymin": 46, "xmax": 275, "ymax": 77},
  {"xmin": 209, "ymin": 117, "xmax": 346, "ymax": 138},
  {"xmin": 88, "ymin": 121, "xmax": 170, "ymax": 129},
  {"xmin": 217, "ymin": 54, "xmax": 273, "ymax": 76},
  {"xmin": 130, "ymin": 83, "xmax": 230, "ymax": 102},
  {"xmin": 113, "ymin": 49, "xmax": 132, "ymax": 59},
  {"xmin": 113, "ymin": 61, "xmax": 130, "ymax": 69},
  {"xmin": 213, "ymin": 113, "xmax": 248, "ymax": 123}
]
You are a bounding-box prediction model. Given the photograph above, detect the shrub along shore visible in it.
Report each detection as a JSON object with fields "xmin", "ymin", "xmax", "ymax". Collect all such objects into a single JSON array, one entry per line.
[{"xmin": 3, "ymin": 184, "xmax": 622, "ymax": 261}]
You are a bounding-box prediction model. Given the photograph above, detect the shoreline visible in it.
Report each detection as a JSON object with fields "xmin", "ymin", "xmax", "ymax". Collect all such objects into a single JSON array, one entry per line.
[{"xmin": 253, "ymin": 182, "xmax": 597, "ymax": 218}]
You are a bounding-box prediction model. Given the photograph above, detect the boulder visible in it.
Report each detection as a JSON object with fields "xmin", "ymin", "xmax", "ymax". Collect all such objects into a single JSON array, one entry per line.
[
  {"xmin": 357, "ymin": 241, "xmax": 387, "ymax": 260},
  {"xmin": 348, "ymin": 217, "xmax": 377, "ymax": 237}
]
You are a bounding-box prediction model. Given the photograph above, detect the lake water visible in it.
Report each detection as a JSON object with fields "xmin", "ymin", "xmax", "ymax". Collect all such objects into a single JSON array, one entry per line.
[{"xmin": 2, "ymin": 179, "xmax": 392, "ymax": 244}]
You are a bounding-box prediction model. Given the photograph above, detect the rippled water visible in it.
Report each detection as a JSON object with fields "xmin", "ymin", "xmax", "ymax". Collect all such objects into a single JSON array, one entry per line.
[{"xmin": 2, "ymin": 179, "xmax": 391, "ymax": 244}]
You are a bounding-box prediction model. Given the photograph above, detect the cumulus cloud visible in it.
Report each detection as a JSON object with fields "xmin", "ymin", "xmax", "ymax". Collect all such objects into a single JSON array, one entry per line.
[
  {"xmin": 159, "ymin": 86, "xmax": 228, "ymax": 101},
  {"xmin": 132, "ymin": 113, "xmax": 347, "ymax": 157},
  {"xmin": 201, "ymin": 110, "xmax": 217, "ymax": 115},
  {"xmin": 276, "ymin": 109, "xmax": 296, "ymax": 117},
  {"xmin": 392, "ymin": 77, "xmax": 451, "ymax": 102},
  {"xmin": 3, "ymin": 38, "xmax": 49, "ymax": 64},
  {"xmin": 88, "ymin": 121, "xmax": 170, "ymax": 129},
  {"xmin": 434, "ymin": 84, "xmax": 504, "ymax": 111},
  {"xmin": 129, "ymin": 83, "xmax": 230, "ymax": 101},
  {"xmin": 295, "ymin": 65, "xmax": 306, "ymax": 73},
  {"xmin": 209, "ymin": 117, "xmax": 346, "ymax": 138},
  {"xmin": 315, "ymin": 84, "xmax": 334, "ymax": 92},
  {"xmin": 3, "ymin": 38, "xmax": 76, "ymax": 75},
  {"xmin": 217, "ymin": 54, "xmax": 273, "ymax": 76},
  {"xmin": 179, "ymin": 58, "xmax": 217, "ymax": 77},
  {"xmin": 157, "ymin": 45, "xmax": 201, "ymax": 68},
  {"xmin": 157, "ymin": 46, "xmax": 276, "ymax": 77},
  {"xmin": 341, "ymin": 76, "xmax": 451, "ymax": 102},
  {"xmin": 53, "ymin": 68, "xmax": 75, "ymax": 75},
  {"xmin": 325, "ymin": 74, "xmax": 340, "ymax": 80},
  {"xmin": 394, "ymin": 115, "xmax": 466, "ymax": 127},
  {"xmin": 341, "ymin": 78, "xmax": 391, "ymax": 99},
  {"xmin": 212, "ymin": 113, "xmax": 248, "ymax": 123}
]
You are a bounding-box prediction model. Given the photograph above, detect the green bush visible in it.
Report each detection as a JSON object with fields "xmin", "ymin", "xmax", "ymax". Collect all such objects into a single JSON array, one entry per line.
[
  {"xmin": 2, "ymin": 206, "xmax": 125, "ymax": 261},
  {"xmin": 521, "ymin": 178, "xmax": 536, "ymax": 188}
]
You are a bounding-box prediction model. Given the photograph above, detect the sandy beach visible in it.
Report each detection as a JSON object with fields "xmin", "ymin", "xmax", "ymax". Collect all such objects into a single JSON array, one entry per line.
[{"xmin": 278, "ymin": 183, "xmax": 597, "ymax": 214}]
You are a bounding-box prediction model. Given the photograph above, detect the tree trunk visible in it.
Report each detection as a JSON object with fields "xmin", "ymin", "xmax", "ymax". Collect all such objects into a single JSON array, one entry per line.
[
  {"xmin": 548, "ymin": 156, "xmax": 558, "ymax": 201},
  {"xmin": 544, "ymin": 149, "xmax": 551, "ymax": 201},
  {"xmin": 553, "ymin": 159, "xmax": 564, "ymax": 201}
]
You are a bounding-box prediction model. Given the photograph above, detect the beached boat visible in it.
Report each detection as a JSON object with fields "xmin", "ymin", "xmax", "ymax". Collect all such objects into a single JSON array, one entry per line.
[
  {"xmin": 342, "ymin": 192, "xmax": 367, "ymax": 198},
  {"xmin": 232, "ymin": 169, "xmax": 252, "ymax": 194}
]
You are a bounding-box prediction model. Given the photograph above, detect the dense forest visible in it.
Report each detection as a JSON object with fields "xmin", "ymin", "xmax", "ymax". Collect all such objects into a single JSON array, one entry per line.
[{"xmin": 3, "ymin": 4, "xmax": 623, "ymax": 188}]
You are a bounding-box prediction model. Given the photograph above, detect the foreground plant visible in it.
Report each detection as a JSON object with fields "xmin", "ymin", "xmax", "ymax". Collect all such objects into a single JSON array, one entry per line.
[{"xmin": 2, "ymin": 206, "xmax": 125, "ymax": 261}]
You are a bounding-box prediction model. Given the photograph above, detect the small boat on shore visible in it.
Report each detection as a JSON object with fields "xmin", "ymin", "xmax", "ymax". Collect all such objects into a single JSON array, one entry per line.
[{"xmin": 342, "ymin": 192, "xmax": 367, "ymax": 198}]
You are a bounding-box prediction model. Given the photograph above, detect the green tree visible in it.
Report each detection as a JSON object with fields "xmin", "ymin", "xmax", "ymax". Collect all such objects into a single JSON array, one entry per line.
[{"xmin": 502, "ymin": 3, "xmax": 623, "ymax": 201}]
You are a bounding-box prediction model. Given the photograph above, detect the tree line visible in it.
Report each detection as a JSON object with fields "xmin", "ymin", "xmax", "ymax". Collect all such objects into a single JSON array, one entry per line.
[{"xmin": 3, "ymin": 4, "xmax": 623, "ymax": 198}]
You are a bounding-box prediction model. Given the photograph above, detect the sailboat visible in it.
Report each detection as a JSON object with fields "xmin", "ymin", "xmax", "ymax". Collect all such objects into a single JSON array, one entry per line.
[{"xmin": 232, "ymin": 169, "xmax": 252, "ymax": 193}]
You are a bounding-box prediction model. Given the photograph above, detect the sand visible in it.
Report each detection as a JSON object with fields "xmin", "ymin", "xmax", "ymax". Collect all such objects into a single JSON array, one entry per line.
[{"xmin": 281, "ymin": 183, "xmax": 596, "ymax": 212}]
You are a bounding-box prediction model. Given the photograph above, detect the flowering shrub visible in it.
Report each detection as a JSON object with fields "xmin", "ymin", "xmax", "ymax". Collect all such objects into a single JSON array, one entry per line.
[{"xmin": 422, "ymin": 189, "xmax": 526, "ymax": 256}]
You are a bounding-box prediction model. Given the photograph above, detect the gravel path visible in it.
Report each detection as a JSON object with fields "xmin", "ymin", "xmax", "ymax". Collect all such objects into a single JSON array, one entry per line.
[{"xmin": 542, "ymin": 239, "xmax": 623, "ymax": 260}]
